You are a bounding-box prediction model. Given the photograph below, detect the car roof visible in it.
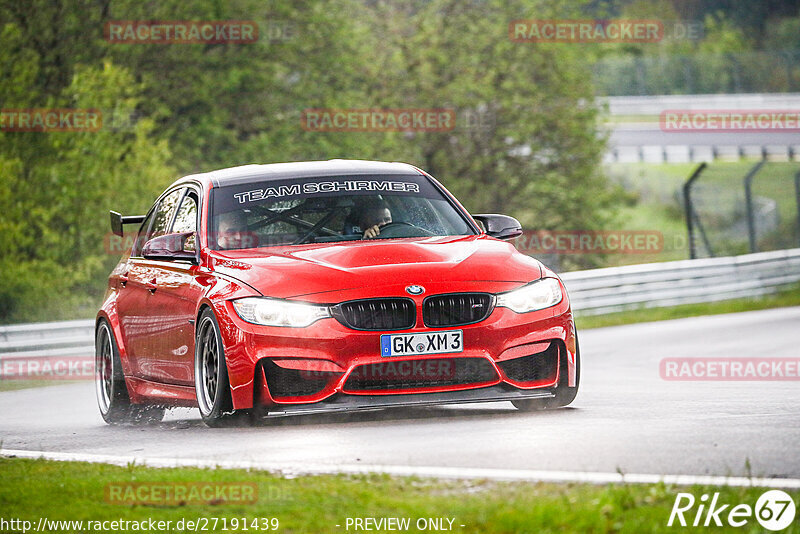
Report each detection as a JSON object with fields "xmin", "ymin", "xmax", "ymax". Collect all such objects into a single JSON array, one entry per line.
[{"xmin": 171, "ymin": 159, "xmax": 425, "ymax": 189}]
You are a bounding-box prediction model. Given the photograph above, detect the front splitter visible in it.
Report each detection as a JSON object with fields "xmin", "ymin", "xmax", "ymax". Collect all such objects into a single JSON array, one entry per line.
[{"xmin": 263, "ymin": 385, "xmax": 554, "ymax": 417}]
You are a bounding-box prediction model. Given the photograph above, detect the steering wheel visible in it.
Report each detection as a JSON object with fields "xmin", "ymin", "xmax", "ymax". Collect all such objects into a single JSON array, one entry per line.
[{"xmin": 372, "ymin": 221, "xmax": 435, "ymax": 238}]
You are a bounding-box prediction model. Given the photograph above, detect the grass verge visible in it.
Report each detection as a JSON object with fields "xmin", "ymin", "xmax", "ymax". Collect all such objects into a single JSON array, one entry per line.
[
  {"xmin": 0, "ymin": 379, "xmax": 74, "ymax": 393},
  {"xmin": 1, "ymin": 458, "xmax": 798, "ymax": 533},
  {"xmin": 577, "ymin": 283, "xmax": 800, "ymax": 330}
]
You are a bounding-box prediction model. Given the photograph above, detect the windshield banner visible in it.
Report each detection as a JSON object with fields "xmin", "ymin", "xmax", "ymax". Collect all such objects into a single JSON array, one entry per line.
[{"xmin": 214, "ymin": 175, "xmax": 440, "ymax": 212}]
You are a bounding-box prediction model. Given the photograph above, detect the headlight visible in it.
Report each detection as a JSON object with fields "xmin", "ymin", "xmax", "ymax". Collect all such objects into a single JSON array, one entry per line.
[
  {"xmin": 496, "ymin": 278, "xmax": 563, "ymax": 313},
  {"xmin": 232, "ymin": 297, "xmax": 330, "ymax": 327}
]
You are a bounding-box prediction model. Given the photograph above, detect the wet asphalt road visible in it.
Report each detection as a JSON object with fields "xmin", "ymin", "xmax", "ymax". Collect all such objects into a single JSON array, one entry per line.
[{"xmin": 1, "ymin": 307, "xmax": 799, "ymax": 478}]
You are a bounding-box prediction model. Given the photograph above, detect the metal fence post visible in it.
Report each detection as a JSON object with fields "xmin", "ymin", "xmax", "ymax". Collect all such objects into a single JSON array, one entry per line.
[
  {"xmin": 683, "ymin": 162, "xmax": 707, "ymax": 259},
  {"xmin": 744, "ymin": 159, "xmax": 767, "ymax": 253},
  {"xmin": 795, "ymin": 170, "xmax": 800, "ymax": 248}
]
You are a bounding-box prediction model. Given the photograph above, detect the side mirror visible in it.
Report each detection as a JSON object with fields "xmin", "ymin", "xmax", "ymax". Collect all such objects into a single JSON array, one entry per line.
[
  {"xmin": 472, "ymin": 214, "xmax": 523, "ymax": 240},
  {"xmin": 142, "ymin": 232, "xmax": 198, "ymax": 262}
]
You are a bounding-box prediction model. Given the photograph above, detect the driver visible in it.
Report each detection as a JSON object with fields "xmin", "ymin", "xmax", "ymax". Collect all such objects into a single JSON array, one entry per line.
[
  {"xmin": 216, "ymin": 210, "xmax": 248, "ymax": 250},
  {"xmin": 358, "ymin": 198, "xmax": 392, "ymax": 239}
]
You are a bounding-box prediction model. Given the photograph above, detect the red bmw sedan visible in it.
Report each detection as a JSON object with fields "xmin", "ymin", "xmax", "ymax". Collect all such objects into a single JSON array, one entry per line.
[{"xmin": 96, "ymin": 160, "xmax": 579, "ymax": 426}]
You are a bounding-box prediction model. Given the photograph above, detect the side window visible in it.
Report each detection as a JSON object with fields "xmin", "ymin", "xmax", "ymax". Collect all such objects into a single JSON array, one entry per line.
[
  {"xmin": 149, "ymin": 189, "xmax": 184, "ymax": 240},
  {"xmin": 172, "ymin": 192, "xmax": 198, "ymax": 252},
  {"xmin": 172, "ymin": 192, "xmax": 197, "ymax": 234},
  {"xmin": 132, "ymin": 208, "xmax": 157, "ymax": 257}
]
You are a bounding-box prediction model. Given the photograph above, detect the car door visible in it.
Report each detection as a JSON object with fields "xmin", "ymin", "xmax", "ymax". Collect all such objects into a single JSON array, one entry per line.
[
  {"xmin": 116, "ymin": 188, "xmax": 183, "ymax": 379},
  {"xmin": 142, "ymin": 187, "xmax": 207, "ymax": 385}
]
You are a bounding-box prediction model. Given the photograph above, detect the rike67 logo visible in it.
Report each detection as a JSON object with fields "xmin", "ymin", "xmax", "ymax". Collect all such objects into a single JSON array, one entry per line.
[{"xmin": 668, "ymin": 490, "xmax": 796, "ymax": 530}]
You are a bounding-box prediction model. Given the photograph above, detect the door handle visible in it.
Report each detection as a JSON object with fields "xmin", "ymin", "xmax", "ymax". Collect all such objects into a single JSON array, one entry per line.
[{"xmin": 146, "ymin": 278, "xmax": 158, "ymax": 293}]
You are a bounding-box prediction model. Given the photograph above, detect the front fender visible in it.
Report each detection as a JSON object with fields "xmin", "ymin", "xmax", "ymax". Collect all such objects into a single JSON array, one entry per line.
[{"xmin": 195, "ymin": 272, "xmax": 261, "ymax": 410}]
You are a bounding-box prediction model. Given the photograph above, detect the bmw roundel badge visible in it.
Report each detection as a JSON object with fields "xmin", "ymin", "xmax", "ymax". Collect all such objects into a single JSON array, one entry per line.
[{"xmin": 405, "ymin": 285, "xmax": 425, "ymax": 295}]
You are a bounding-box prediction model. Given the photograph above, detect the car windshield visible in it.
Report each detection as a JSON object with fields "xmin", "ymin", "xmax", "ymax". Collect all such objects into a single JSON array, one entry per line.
[{"xmin": 209, "ymin": 174, "xmax": 476, "ymax": 250}]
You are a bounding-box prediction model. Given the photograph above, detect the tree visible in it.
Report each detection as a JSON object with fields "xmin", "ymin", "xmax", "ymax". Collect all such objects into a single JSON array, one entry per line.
[
  {"xmin": 0, "ymin": 56, "xmax": 174, "ymax": 321},
  {"xmin": 373, "ymin": 0, "xmax": 616, "ymax": 235}
]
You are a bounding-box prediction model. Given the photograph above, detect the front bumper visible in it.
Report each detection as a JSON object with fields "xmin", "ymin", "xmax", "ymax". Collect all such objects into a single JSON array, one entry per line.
[{"xmin": 214, "ymin": 289, "xmax": 575, "ymax": 411}]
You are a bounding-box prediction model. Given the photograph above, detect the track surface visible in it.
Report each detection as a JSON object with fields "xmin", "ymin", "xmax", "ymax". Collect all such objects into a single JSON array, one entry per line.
[
  {"xmin": 1, "ymin": 307, "xmax": 799, "ymax": 478},
  {"xmin": 609, "ymin": 124, "xmax": 799, "ymax": 148}
]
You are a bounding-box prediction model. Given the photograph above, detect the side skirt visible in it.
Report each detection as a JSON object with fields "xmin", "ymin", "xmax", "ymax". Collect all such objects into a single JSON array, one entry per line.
[{"xmin": 126, "ymin": 377, "xmax": 197, "ymax": 407}]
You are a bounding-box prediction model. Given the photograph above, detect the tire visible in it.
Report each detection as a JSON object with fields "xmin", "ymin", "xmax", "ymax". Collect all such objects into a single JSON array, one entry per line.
[
  {"xmin": 512, "ymin": 336, "xmax": 581, "ymax": 412},
  {"xmin": 194, "ymin": 308, "xmax": 239, "ymax": 427},
  {"xmin": 95, "ymin": 321, "xmax": 164, "ymax": 424}
]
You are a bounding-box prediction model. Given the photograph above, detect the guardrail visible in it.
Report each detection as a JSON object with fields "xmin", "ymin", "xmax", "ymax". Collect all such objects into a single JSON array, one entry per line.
[
  {"xmin": 603, "ymin": 93, "xmax": 800, "ymax": 116},
  {"xmin": 603, "ymin": 93, "xmax": 800, "ymax": 163},
  {"xmin": 563, "ymin": 248, "xmax": 800, "ymax": 315},
  {"xmin": 0, "ymin": 319, "xmax": 95, "ymax": 360},
  {"xmin": 1, "ymin": 248, "xmax": 799, "ymax": 360}
]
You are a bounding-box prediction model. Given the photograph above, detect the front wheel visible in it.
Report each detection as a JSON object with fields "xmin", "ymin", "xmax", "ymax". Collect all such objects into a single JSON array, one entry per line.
[
  {"xmin": 95, "ymin": 321, "xmax": 164, "ymax": 424},
  {"xmin": 513, "ymin": 336, "xmax": 580, "ymax": 412},
  {"xmin": 194, "ymin": 309, "xmax": 240, "ymax": 427}
]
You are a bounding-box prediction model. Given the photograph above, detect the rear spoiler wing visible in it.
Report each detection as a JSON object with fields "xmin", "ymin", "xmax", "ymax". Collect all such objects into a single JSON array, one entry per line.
[{"xmin": 110, "ymin": 211, "xmax": 146, "ymax": 237}]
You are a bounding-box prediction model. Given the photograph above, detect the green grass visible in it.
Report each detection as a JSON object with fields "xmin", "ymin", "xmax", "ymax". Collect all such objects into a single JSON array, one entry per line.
[
  {"xmin": 1, "ymin": 458, "xmax": 798, "ymax": 533},
  {"xmin": 606, "ymin": 161, "xmax": 800, "ymax": 204},
  {"xmin": 577, "ymin": 283, "xmax": 800, "ymax": 330},
  {"xmin": 605, "ymin": 161, "xmax": 699, "ymax": 190},
  {"xmin": 598, "ymin": 162, "xmax": 697, "ymax": 268},
  {"xmin": 612, "ymin": 202, "xmax": 689, "ymax": 265},
  {"xmin": 602, "ymin": 114, "xmax": 661, "ymax": 124}
]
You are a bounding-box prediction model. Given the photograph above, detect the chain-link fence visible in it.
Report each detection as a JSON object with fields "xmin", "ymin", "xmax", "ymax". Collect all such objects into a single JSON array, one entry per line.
[
  {"xmin": 685, "ymin": 162, "xmax": 800, "ymax": 258},
  {"xmin": 749, "ymin": 162, "xmax": 800, "ymax": 252}
]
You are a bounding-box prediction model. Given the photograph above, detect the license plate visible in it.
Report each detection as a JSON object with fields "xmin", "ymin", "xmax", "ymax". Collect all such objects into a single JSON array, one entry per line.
[{"xmin": 380, "ymin": 330, "xmax": 463, "ymax": 357}]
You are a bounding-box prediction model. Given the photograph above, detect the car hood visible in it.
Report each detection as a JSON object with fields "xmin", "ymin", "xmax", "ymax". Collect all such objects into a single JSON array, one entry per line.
[{"xmin": 208, "ymin": 235, "xmax": 543, "ymax": 302}]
